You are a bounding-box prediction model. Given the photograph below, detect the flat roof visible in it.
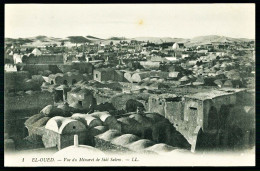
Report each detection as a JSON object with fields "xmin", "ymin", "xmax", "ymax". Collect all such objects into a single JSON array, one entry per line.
[
  {"xmin": 150, "ymin": 93, "xmax": 178, "ymax": 98},
  {"xmin": 184, "ymin": 88, "xmax": 246, "ymax": 100},
  {"xmin": 94, "ymin": 68, "xmax": 114, "ymax": 72}
]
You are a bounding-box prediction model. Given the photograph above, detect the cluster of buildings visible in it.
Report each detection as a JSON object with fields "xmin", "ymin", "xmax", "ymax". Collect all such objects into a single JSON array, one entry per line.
[{"xmin": 4, "ymin": 38, "xmax": 255, "ymax": 155}]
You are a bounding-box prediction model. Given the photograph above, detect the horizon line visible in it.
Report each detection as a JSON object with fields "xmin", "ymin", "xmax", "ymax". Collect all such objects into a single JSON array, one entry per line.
[{"xmin": 5, "ymin": 34, "xmax": 255, "ymax": 40}]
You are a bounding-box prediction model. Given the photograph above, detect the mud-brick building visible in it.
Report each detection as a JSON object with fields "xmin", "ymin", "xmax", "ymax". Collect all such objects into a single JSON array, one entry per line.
[
  {"xmin": 48, "ymin": 72, "xmax": 84, "ymax": 86},
  {"xmin": 53, "ymin": 85, "xmax": 71, "ymax": 104},
  {"xmin": 43, "ymin": 116, "xmax": 87, "ymax": 150},
  {"xmin": 148, "ymin": 88, "xmax": 253, "ymax": 152},
  {"xmin": 67, "ymin": 88, "xmax": 96, "ymax": 112},
  {"xmin": 93, "ymin": 68, "xmax": 113, "ymax": 82},
  {"xmin": 57, "ymin": 62, "xmax": 93, "ymax": 74},
  {"xmin": 93, "ymin": 68, "xmax": 125, "ymax": 82},
  {"xmin": 182, "ymin": 88, "xmax": 249, "ymax": 152},
  {"xmin": 148, "ymin": 94, "xmax": 184, "ymax": 122}
]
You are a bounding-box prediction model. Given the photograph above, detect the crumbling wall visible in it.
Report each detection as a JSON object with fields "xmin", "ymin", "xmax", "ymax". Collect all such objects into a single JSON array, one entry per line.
[
  {"xmin": 42, "ymin": 129, "xmax": 60, "ymax": 148},
  {"xmin": 111, "ymin": 93, "xmax": 150, "ymax": 111},
  {"xmin": 148, "ymin": 97, "xmax": 166, "ymax": 117},
  {"xmin": 67, "ymin": 92, "xmax": 95, "ymax": 111},
  {"xmin": 165, "ymin": 101, "xmax": 184, "ymax": 123},
  {"xmin": 171, "ymin": 98, "xmax": 204, "ymax": 145},
  {"xmin": 168, "ymin": 86, "xmax": 218, "ymax": 95}
]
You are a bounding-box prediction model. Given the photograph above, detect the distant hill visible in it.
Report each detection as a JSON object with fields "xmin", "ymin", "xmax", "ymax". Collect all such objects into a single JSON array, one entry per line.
[
  {"xmin": 5, "ymin": 35, "xmax": 254, "ymax": 47},
  {"xmin": 67, "ymin": 36, "xmax": 92, "ymax": 43},
  {"xmin": 5, "ymin": 38, "xmax": 34, "ymax": 44},
  {"xmin": 109, "ymin": 37, "xmax": 128, "ymax": 40},
  {"xmin": 34, "ymin": 35, "xmax": 48, "ymax": 40},
  {"xmin": 132, "ymin": 35, "xmax": 254, "ymax": 46},
  {"xmin": 185, "ymin": 35, "xmax": 254, "ymax": 47},
  {"xmin": 132, "ymin": 37, "xmax": 189, "ymax": 44},
  {"xmin": 5, "ymin": 36, "xmax": 65, "ymax": 47},
  {"xmin": 86, "ymin": 35, "xmax": 102, "ymax": 40}
]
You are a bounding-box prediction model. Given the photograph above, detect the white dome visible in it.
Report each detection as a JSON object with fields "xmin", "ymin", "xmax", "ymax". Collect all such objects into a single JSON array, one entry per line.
[
  {"xmin": 53, "ymin": 145, "xmax": 104, "ymax": 158},
  {"xmin": 172, "ymin": 43, "xmax": 179, "ymax": 50},
  {"xmin": 31, "ymin": 48, "xmax": 42, "ymax": 56}
]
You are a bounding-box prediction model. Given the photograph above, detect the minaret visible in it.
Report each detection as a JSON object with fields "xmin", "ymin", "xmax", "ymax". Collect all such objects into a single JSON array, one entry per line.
[
  {"xmin": 83, "ymin": 43, "xmax": 85, "ymax": 57},
  {"xmin": 74, "ymin": 134, "xmax": 79, "ymax": 147}
]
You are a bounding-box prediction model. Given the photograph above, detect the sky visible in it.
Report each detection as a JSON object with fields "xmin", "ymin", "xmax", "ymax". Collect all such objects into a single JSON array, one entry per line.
[{"xmin": 5, "ymin": 4, "xmax": 255, "ymax": 39}]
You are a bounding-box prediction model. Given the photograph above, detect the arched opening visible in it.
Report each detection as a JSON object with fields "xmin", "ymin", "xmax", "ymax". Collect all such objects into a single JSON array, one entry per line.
[
  {"xmin": 63, "ymin": 80, "xmax": 68, "ymax": 85},
  {"xmin": 54, "ymin": 90, "xmax": 64, "ymax": 103},
  {"xmin": 208, "ymin": 106, "xmax": 219, "ymax": 130},
  {"xmin": 196, "ymin": 128, "xmax": 218, "ymax": 151},
  {"xmin": 218, "ymin": 105, "xmax": 230, "ymax": 147},
  {"xmin": 23, "ymin": 127, "xmax": 29, "ymax": 138},
  {"xmin": 72, "ymin": 79, "xmax": 77, "ymax": 85},
  {"xmin": 194, "ymin": 128, "xmax": 205, "ymax": 151},
  {"xmin": 78, "ymin": 101, "xmax": 83, "ymax": 107},
  {"xmin": 228, "ymin": 126, "xmax": 243, "ymax": 150},
  {"xmin": 219, "ymin": 105, "xmax": 231, "ymax": 129},
  {"xmin": 51, "ymin": 80, "xmax": 54, "ymax": 85}
]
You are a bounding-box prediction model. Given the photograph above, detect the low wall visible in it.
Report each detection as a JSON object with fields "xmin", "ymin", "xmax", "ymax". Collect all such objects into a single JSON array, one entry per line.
[
  {"xmin": 5, "ymin": 91, "xmax": 54, "ymax": 118},
  {"xmin": 19, "ymin": 64, "xmax": 62, "ymax": 75},
  {"xmin": 5, "ymin": 71, "xmax": 31, "ymax": 91},
  {"xmin": 25, "ymin": 55, "xmax": 64, "ymax": 64}
]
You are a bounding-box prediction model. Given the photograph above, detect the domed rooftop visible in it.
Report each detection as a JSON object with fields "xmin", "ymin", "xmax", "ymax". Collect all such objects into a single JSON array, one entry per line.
[
  {"xmin": 127, "ymin": 139, "xmax": 155, "ymax": 151},
  {"xmin": 146, "ymin": 143, "xmax": 177, "ymax": 153},
  {"xmin": 172, "ymin": 43, "xmax": 179, "ymax": 50},
  {"xmin": 45, "ymin": 116, "xmax": 86, "ymax": 134},
  {"xmin": 89, "ymin": 126, "xmax": 108, "ymax": 136},
  {"xmin": 53, "ymin": 135, "xmax": 104, "ymax": 158},
  {"xmin": 53, "ymin": 145, "xmax": 104, "ymax": 158},
  {"xmin": 71, "ymin": 113, "xmax": 103, "ymax": 128},
  {"xmin": 111, "ymin": 134, "xmax": 140, "ymax": 146},
  {"xmin": 96, "ymin": 130, "xmax": 121, "ymax": 141}
]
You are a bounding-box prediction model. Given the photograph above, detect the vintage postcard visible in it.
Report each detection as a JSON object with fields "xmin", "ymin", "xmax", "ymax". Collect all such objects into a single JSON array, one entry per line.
[{"xmin": 4, "ymin": 3, "xmax": 255, "ymax": 166}]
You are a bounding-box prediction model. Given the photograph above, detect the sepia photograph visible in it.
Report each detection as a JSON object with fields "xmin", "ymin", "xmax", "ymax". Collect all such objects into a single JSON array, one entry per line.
[{"xmin": 4, "ymin": 3, "xmax": 255, "ymax": 166}]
